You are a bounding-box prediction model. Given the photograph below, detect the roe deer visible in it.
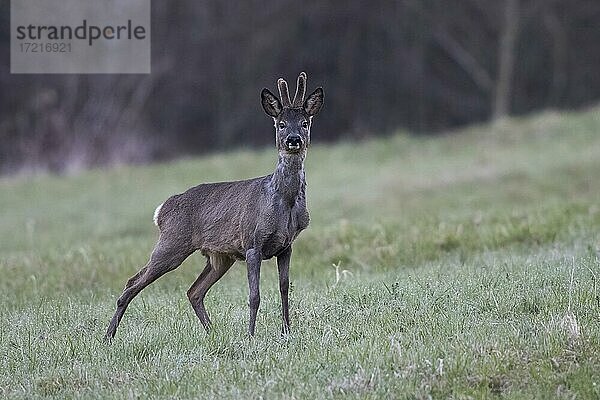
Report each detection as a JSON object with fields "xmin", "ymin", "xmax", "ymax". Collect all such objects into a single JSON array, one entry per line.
[{"xmin": 105, "ymin": 72, "xmax": 323, "ymax": 339}]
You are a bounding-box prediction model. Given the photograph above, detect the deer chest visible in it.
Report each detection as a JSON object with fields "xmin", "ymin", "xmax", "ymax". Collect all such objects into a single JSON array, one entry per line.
[{"xmin": 259, "ymin": 205, "xmax": 309, "ymax": 259}]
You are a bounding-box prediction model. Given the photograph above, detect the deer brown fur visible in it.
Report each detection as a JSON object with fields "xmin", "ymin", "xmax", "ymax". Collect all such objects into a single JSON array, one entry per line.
[{"xmin": 105, "ymin": 72, "xmax": 323, "ymax": 339}]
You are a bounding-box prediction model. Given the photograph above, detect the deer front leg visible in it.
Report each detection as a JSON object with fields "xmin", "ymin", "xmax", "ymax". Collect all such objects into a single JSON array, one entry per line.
[
  {"xmin": 246, "ymin": 248, "xmax": 262, "ymax": 336},
  {"xmin": 277, "ymin": 246, "xmax": 291, "ymax": 335}
]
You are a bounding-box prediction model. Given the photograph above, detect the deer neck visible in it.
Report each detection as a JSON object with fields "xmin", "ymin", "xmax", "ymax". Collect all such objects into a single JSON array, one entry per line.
[{"xmin": 270, "ymin": 152, "xmax": 306, "ymax": 206}]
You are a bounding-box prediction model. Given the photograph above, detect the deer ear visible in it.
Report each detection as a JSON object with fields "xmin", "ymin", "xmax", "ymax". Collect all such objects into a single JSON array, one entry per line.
[
  {"xmin": 261, "ymin": 88, "xmax": 282, "ymax": 117},
  {"xmin": 304, "ymin": 87, "xmax": 324, "ymax": 116}
]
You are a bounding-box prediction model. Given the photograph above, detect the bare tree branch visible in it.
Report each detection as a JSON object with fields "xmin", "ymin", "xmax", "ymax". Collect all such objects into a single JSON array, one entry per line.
[
  {"xmin": 404, "ymin": 1, "xmax": 493, "ymax": 93},
  {"xmin": 493, "ymin": 0, "xmax": 520, "ymax": 119}
]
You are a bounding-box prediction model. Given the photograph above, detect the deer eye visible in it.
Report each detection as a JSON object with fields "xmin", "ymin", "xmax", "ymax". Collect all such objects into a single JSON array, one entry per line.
[
  {"xmin": 278, "ymin": 121, "xmax": 286, "ymax": 129},
  {"xmin": 301, "ymin": 121, "xmax": 309, "ymax": 129}
]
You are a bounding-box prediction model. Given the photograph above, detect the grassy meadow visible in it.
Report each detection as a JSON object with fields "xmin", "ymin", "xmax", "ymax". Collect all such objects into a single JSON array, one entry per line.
[{"xmin": 1, "ymin": 107, "xmax": 600, "ymax": 399}]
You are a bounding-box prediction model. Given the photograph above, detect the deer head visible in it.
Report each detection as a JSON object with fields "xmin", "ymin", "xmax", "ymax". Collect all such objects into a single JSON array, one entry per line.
[{"xmin": 261, "ymin": 72, "xmax": 324, "ymax": 154}]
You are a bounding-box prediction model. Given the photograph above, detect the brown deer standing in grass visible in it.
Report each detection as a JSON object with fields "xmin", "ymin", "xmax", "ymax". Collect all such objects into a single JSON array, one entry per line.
[{"xmin": 105, "ymin": 72, "xmax": 323, "ymax": 339}]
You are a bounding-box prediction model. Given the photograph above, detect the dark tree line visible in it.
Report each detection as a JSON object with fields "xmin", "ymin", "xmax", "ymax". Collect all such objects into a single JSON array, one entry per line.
[{"xmin": 1, "ymin": 0, "xmax": 599, "ymax": 173}]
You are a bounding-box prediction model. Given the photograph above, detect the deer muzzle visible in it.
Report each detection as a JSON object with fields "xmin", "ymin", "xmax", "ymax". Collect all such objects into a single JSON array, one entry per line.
[{"xmin": 284, "ymin": 135, "xmax": 303, "ymax": 152}]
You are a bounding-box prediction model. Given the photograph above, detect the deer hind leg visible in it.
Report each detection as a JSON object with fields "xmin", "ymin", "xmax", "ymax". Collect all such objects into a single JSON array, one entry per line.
[
  {"xmin": 187, "ymin": 253, "xmax": 235, "ymax": 331},
  {"xmin": 105, "ymin": 235, "xmax": 193, "ymax": 340}
]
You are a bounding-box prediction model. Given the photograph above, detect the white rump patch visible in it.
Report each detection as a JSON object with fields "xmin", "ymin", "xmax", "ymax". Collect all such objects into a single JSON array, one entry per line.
[{"xmin": 153, "ymin": 203, "xmax": 163, "ymax": 226}]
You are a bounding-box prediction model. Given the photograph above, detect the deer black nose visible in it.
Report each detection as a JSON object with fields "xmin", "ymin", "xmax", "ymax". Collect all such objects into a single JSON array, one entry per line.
[{"xmin": 285, "ymin": 135, "xmax": 303, "ymax": 150}]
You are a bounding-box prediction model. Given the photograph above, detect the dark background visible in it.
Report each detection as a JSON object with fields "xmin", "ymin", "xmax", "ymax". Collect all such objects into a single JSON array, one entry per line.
[{"xmin": 1, "ymin": 0, "xmax": 599, "ymax": 174}]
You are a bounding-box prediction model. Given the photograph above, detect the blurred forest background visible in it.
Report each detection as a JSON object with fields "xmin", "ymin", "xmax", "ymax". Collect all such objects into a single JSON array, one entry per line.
[{"xmin": 1, "ymin": 0, "xmax": 600, "ymax": 174}]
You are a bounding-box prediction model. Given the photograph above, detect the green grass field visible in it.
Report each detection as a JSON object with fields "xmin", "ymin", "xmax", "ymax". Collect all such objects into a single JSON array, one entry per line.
[{"xmin": 1, "ymin": 107, "xmax": 599, "ymax": 399}]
